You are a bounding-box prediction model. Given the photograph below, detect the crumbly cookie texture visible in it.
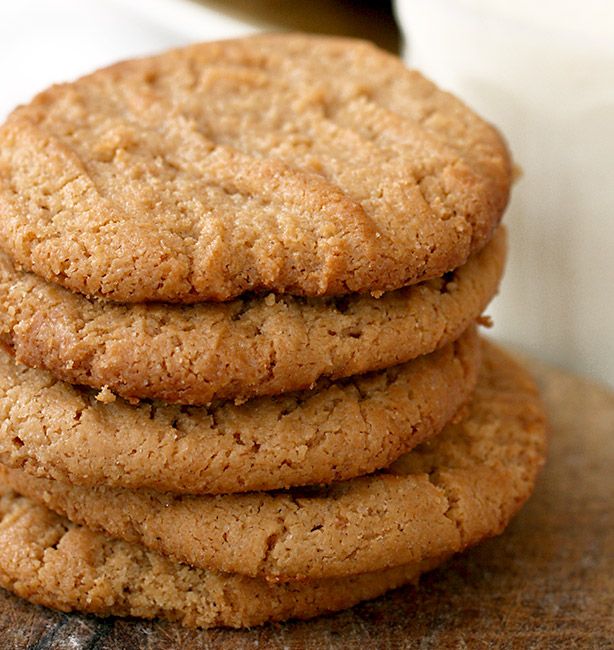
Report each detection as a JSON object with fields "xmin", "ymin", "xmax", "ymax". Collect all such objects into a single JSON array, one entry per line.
[
  {"xmin": 2, "ymin": 340, "xmax": 547, "ymax": 581},
  {"xmin": 0, "ymin": 228, "xmax": 505, "ymax": 404},
  {"xmin": 0, "ymin": 328, "xmax": 479, "ymax": 494},
  {"xmin": 0, "ymin": 485, "xmax": 448, "ymax": 629},
  {"xmin": 0, "ymin": 35, "xmax": 511, "ymax": 303}
]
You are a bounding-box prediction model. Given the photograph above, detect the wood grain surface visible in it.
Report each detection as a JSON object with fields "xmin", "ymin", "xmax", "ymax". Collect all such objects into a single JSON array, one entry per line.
[{"xmin": 0, "ymin": 352, "xmax": 612, "ymax": 649}]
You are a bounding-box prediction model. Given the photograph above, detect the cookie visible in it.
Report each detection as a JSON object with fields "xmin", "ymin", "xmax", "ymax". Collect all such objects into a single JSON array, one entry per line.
[
  {"xmin": 0, "ymin": 327, "xmax": 479, "ymax": 494},
  {"xmin": 2, "ymin": 341, "xmax": 547, "ymax": 581},
  {"xmin": 0, "ymin": 485, "xmax": 449, "ymax": 628},
  {"xmin": 0, "ymin": 228, "xmax": 505, "ymax": 404},
  {"xmin": 0, "ymin": 35, "xmax": 511, "ymax": 303}
]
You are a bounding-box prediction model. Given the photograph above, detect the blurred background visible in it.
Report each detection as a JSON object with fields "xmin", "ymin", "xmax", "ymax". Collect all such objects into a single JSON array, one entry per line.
[{"xmin": 1, "ymin": 0, "xmax": 612, "ymax": 387}]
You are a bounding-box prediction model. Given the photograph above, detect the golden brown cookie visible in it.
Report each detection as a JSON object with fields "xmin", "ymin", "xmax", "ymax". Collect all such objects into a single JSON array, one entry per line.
[
  {"xmin": 1, "ymin": 340, "xmax": 547, "ymax": 581},
  {"xmin": 0, "ymin": 328, "xmax": 480, "ymax": 494},
  {"xmin": 0, "ymin": 484, "xmax": 447, "ymax": 628},
  {"xmin": 0, "ymin": 229, "xmax": 505, "ymax": 404},
  {"xmin": 0, "ymin": 35, "xmax": 511, "ymax": 303}
]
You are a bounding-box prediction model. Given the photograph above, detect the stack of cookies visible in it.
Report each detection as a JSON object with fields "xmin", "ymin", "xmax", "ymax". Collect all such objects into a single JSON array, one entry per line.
[{"xmin": 0, "ymin": 35, "xmax": 546, "ymax": 629}]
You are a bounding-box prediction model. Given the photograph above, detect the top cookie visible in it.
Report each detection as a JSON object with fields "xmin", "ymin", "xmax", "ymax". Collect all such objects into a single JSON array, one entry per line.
[{"xmin": 0, "ymin": 35, "xmax": 511, "ymax": 302}]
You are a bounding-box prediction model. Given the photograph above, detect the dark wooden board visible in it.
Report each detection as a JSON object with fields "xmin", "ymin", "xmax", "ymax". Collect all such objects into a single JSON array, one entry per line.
[{"xmin": 1, "ymin": 354, "xmax": 612, "ymax": 649}]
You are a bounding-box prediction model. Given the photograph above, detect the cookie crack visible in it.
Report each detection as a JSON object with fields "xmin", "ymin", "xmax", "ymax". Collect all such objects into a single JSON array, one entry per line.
[{"xmin": 425, "ymin": 470, "xmax": 465, "ymax": 546}]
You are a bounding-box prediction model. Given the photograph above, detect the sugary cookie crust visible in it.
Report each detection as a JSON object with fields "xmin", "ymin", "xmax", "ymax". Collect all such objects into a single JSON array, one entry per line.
[
  {"xmin": 0, "ymin": 229, "xmax": 505, "ymax": 404},
  {"xmin": 0, "ymin": 35, "xmax": 511, "ymax": 302}
]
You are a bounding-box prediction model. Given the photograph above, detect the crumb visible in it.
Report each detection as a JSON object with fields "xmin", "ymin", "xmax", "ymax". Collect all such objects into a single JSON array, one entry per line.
[
  {"xmin": 477, "ymin": 314, "xmax": 494, "ymax": 328},
  {"xmin": 95, "ymin": 386, "xmax": 116, "ymax": 404}
]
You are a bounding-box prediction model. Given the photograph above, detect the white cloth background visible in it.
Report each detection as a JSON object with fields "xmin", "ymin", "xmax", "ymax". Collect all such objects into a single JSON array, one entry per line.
[
  {"xmin": 1, "ymin": 0, "xmax": 612, "ymax": 386},
  {"xmin": 395, "ymin": 0, "xmax": 614, "ymax": 387},
  {"xmin": 0, "ymin": 0, "xmax": 256, "ymax": 120}
]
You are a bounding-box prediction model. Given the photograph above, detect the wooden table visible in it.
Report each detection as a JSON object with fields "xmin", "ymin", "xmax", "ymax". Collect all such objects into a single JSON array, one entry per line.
[{"xmin": 0, "ymin": 356, "xmax": 612, "ymax": 649}]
